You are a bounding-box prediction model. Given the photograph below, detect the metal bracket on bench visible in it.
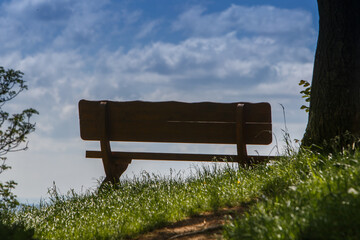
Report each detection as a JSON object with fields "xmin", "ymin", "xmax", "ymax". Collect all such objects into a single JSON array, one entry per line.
[{"xmin": 236, "ymin": 104, "xmax": 248, "ymax": 165}]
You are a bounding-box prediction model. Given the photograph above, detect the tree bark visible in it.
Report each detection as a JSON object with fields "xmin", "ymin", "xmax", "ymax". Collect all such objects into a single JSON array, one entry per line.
[{"xmin": 302, "ymin": 0, "xmax": 360, "ymax": 150}]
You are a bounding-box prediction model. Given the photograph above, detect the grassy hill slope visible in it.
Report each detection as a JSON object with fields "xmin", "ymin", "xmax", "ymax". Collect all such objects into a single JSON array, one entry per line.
[{"xmin": 3, "ymin": 148, "xmax": 360, "ymax": 239}]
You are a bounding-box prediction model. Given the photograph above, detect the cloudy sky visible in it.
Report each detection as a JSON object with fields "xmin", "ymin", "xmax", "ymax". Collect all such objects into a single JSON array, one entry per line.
[{"xmin": 0, "ymin": 0, "xmax": 319, "ymax": 203}]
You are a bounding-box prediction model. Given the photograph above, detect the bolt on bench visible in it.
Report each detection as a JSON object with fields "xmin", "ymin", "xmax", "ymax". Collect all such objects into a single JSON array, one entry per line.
[{"xmin": 78, "ymin": 100, "xmax": 272, "ymax": 185}]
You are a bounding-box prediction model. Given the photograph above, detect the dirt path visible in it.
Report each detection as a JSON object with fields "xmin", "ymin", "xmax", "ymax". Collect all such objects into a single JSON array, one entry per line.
[{"xmin": 134, "ymin": 206, "xmax": 246, "ymax": 240}]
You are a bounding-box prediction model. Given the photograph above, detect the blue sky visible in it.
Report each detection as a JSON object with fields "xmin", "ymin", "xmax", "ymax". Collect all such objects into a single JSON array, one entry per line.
[{"xmin": 0, "ymin": 0, "xmax": 319, "ymax": 202}]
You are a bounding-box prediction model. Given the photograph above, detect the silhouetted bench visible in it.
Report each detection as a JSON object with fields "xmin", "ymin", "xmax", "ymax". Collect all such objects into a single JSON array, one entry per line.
[{"xmin": 78, "ymin": 100, "xmax": 272, "ymax": 184}]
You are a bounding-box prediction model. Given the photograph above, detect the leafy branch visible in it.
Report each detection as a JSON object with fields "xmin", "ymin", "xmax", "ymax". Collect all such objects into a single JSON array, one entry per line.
[
  {"xmin": 299, "ymin": 79, "xmax": 311, "ymax": 113},
  {"xmin": 0, "ymin": 67, "xmax": 38, "ymax": 212}
]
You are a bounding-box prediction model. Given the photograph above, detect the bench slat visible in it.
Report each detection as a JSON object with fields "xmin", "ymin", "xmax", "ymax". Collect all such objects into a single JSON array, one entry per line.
[
  {"xmin": 110, "ymin": 122, "xmax": 271, "ymax": 144},
  {"xmin": 107, "ymin": 101, "xmax": 271, "ymax": 122},
  {"xmin": 86, "ymin": 150, "xmax": 273, "ymax": 163},
  {"xmin": 80, "ymin": 100, "xmax": 271, "ymax": 122}
]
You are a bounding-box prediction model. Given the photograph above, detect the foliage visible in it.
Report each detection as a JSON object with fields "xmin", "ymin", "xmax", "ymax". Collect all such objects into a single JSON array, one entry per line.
[
  {"xmin": 0, "ymin": 67, "xmax": 38, "ymax": 157},
  {"xmin": 0, "ymin": 160, "xmax": 19, "ymax": 210},
  {"xmin": 299, "ymin": 79, "xmax": 311, "ymax": 113},
  {"xmin": 224, "ymin": 149, "xmax": 360, "ymax": 240},
  {"xmin": 0, "ymin": 221, "xmax": 35, "ymax": 240},
  {"xmin": 0, "ymin": 66, "xmax": 38, "ymax": 211},
  {"xmin": 0, "ymin": 67, "xmax": 38, "ymax": 239}
]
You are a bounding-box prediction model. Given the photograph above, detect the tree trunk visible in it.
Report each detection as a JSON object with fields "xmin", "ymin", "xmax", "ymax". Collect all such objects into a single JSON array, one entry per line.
[{"xmin": 302, "ymin": 0, "xmax": 360, "ymax": 150}]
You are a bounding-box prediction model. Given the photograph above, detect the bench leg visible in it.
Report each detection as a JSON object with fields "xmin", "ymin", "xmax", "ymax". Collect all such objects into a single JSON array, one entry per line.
[
  {"xmin": 99, "ymin": 101, "xmax": 131, "ymax": 187},
  {"xmin": 236, "ymin": 104, "xmax": 248, "ymax": 166},
  {"xmin": 101, "ymin": 158, "xmax": 132, "ymax": 186}
]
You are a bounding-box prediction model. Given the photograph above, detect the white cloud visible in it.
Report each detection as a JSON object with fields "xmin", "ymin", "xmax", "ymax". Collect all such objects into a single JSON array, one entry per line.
[
  {"xmin": 92, "ymin": 32, "xmax": 313, "ymax": 101},
  {"xmin": 173, "ymin": 4, "xmax": 314, "ymax": 37},
  {"xmin": 4, "ymin": 0, "xmax": 73, "ymax": 21},
  {"xmin": 52, "ymin": 1, "xmax": 111, "ymax": 48},
  {"xmin": 0, "ymin": 0, "xmax": 116, "ymax": 52},
  {"xmin": 119, "ymin": 8, "xmax": 142, "ymax": 25},
  {"xmin": 256, "ymin": 62, "xmax": 314, "ymax": 95},
  {"xmin": 136, "ymin": 19, "xmax": 162, "ymax": 39}
]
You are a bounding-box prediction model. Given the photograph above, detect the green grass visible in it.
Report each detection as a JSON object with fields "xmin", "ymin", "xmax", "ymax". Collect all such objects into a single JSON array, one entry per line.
[
  {"xmin": 7, "ymin": 163, "xmax": 268, "ymax": 239},
  {"xmin": 2, "ymin": 148, "xmax": 360, "ymax": 239},
  {"xmin": 223, "ymin": 149, "xmax": 360, "ymax": 240}
]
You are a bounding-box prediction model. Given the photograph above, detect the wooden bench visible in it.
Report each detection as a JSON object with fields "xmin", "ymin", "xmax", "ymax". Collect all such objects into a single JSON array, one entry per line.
[{"xmin": 78, "ymin": 100, "xmax": 272, "ymax": 184}]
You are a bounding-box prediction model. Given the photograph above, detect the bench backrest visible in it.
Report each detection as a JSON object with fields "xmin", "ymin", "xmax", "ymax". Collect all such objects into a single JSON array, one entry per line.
[{"xmin": 78, "ymin": 100, "xmax": 272, "ymax": 145}]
